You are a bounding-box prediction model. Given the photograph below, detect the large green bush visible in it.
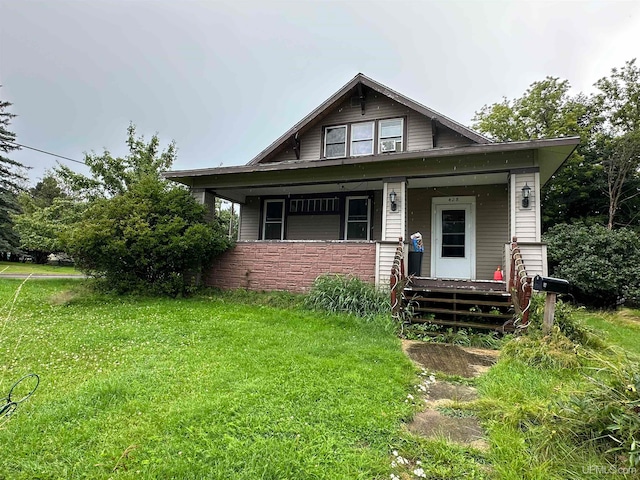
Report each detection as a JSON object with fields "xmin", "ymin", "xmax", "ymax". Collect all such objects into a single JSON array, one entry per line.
[
  {"xmin": 544, "ymin": 223, "xmax": 640, "ymax": 307},
  {"xmin": 64, "ymin": 176, "xmax": 230, "ymax": 295}
]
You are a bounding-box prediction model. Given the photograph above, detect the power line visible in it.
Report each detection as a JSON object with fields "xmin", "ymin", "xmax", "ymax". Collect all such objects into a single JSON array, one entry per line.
[{"xmin": 5, "ymin": 140, "xmax": 86, "ymax": 165}]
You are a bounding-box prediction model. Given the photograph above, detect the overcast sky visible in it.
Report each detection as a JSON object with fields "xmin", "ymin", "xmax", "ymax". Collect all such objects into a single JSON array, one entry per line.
[{"xmin": 1, "ymin": 0, "xmax": 639, "ymax": 185}]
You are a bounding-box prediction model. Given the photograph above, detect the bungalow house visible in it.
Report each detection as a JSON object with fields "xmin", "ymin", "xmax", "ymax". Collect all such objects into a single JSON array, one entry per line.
[{"xmin": 164, "ymin": 74, "xmax": 578, "ymax": 302}]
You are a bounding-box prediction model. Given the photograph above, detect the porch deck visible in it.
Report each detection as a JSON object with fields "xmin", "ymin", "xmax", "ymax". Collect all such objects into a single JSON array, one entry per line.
[{"xmin": 403, "ymin": 277, "xmax": 515, "ymax": 332}]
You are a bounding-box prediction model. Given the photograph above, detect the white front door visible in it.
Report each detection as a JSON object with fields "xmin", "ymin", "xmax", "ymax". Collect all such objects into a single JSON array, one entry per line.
[{"xmin": 431, "ymin": 197, "xmax": 476, "ymax": 279}]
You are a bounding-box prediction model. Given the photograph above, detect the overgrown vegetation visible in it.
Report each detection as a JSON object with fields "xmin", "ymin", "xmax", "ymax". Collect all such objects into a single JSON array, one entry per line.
[
  {"xmin": 476, "ymin": 294, "xmax": 640, "ymax": 476},
  {"xmin": 53, "ymin": 125, "xmax": 232, "ymax": 296},
  {"xmin": 304, "ymin": 274, "xmax": 390, "ymax": 318},
  {"xmin": 544, "ymin": 223, "xmax": 640, "ymax": 307}
]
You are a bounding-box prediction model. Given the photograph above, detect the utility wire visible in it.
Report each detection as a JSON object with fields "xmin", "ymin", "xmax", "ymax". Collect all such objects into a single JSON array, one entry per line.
[{"xmin": 5, "ymin": 140, "xmax": 86, "ymax": 165}]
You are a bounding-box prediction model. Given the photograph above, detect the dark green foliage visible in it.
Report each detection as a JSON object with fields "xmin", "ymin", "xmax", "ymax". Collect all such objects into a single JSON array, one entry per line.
[
  {"xmin": 544, "ymin": 223, "xmax": 640, "ymax": 307},
  {"xmin": 0, "ymin": 93, "xmax": 27, "ymax": 252},
  {"xmin": 304, "ymin": 274, "xmax": 389, "ymax": 318},
  {"xmin": 64, "ymin": 176, "xmax": 231, "ymax": 296}
]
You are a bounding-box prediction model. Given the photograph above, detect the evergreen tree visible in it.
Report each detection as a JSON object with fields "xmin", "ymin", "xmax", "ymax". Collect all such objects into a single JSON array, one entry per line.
[{"xmin": 0, "ymin": 92, "xmax": 28, "ymax": 253}]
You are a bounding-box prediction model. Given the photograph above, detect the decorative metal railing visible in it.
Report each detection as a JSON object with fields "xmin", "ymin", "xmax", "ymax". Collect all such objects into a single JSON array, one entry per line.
[
  {"xmin": 509, "ymin": 236, "xmax": 533, "ymax": 328},
  {"xmin": 390, "ymin": 237, "xmax": 405, "ymax": 318}
]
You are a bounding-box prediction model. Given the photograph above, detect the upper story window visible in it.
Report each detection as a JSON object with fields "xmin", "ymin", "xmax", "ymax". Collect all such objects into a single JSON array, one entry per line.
[
  {"xmin": 379, "ymin": 118, "xmax": 404, "ymax": 153},
  {"xmin": 324, "ymin": 125, "xmax": 347, "ymax": 159},
  {"xmin": 350, "ymin": 121, "xmax": 374, "ymax": 156},
  {"xmin": 324, "ymin": 117, "xmax": 404, "ymax": 158}
]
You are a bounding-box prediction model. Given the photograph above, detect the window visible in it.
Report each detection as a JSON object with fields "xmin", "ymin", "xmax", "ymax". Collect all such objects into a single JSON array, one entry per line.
[
  {"xmin": 345, "ymin": 196, "xmax": 370, "ymax": 240},
  {"xmin": 379, "ymin": 118, "xmax": 404, "ymax": 152},
  {"xmin": 290, "ymin": 197, "xmax": 339, "ymax": 214},
  {"xmin": 324, "ymin": 118, "xmax": 404, "ymax": 158},
  {"xmin": 441, "ymin": 209, "xmax": 465, "ymax": 257},
  {"xmin": 324, "ymin": 125, "xmax": 347, "ymax": 159},
  {"xmin": 262, "ymin": 200, "xmax": 285, "ymax": 240},
  {"xmin": 350, "ymin": 121, "xmax": 374, "ymax": 156}
]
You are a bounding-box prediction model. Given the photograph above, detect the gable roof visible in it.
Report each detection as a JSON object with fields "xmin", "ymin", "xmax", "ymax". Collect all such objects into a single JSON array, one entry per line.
[{"xmin": 247, "ymin": 73, "xmax": 491, "ymax": 166}]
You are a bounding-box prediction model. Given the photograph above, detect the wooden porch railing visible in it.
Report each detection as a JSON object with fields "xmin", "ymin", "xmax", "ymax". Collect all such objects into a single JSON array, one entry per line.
[
  {"xmin": 509, "ymin": 236, "xmax": 533, "ymax": 327},
  {"xmin": 390, "ymin": 237, "xmax": 405, "ymax": 317}
]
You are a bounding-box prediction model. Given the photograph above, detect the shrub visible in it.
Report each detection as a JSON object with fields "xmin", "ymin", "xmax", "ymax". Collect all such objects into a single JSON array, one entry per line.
[
  {"xmin": 544, "ymin": 223, "xmax": 640, "ymax": 308},
  {"xmin": 304, "ymin": 274, "xmax": 389, "ymax": 318},
  {"xmin": 64, "ymin": 176, "xmax": 231, "ymax": 296}
]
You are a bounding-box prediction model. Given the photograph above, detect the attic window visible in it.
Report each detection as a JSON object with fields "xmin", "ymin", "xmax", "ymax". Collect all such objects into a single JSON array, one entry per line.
[
  {"xmin": 350, "ymin": 121, "xmax": 374, "ymax": 156},
  {"xmin": 379, "ymin": 118, "xmax": 404, "ymax": 152},
  {"xmin": 324, "ymin": 125, "xmax": 347, "ymax": 159}
]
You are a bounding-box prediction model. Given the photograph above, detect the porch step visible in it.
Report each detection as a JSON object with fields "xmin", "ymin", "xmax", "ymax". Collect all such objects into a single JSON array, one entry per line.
[
  {"xmin": 411, "ymin": 317, "xmax": 515, "ymax": 333},
  {"xmin": 403, "ymin": 277, "xmax": 515, "ymax": 332}
]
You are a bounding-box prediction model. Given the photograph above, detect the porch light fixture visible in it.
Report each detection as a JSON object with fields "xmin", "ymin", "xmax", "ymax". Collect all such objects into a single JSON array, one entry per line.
[
  {"xmin": 521, "ymin": 183, "xmax": 531, "ymax": 208},
  {"xmin": 389, "ymin": 189, "xmax": 397, "ymax": 211}
]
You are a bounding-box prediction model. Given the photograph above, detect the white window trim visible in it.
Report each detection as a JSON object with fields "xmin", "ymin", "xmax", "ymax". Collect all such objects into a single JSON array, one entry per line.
[
  {"xmin": 262, "ymin": 199, "xmax": 285, "ymax": 240},
  {"xmin": 344, "ymin": 196, "xmax": 371, "ymax": 241},
  {"xmin": 378, "ymin": 117, "xmax": 404, "ymax": 152},
  {"xmin": 350, "ymin": 121, "xmax": 375, "ymax": 157},
  {"xmin": 324, "ymin": 125, "xmax": 348, "ymax": 159}
]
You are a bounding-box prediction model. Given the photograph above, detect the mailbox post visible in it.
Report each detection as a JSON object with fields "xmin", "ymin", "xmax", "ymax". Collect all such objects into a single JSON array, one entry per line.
[{"xmin": 532, "ymin": 275, "xmax": 570, "ymax": 334}]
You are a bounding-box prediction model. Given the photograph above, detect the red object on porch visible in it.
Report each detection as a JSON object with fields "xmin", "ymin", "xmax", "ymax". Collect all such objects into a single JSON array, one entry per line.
[{"xmin": 493, "ymin": 266, "xmax": 503, "ymax": 281}]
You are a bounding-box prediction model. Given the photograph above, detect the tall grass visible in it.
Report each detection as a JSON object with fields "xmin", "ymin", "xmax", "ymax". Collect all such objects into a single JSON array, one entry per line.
[{"xmin": 304, "ymin": 274, "xmax": 390, "ymax": 318}]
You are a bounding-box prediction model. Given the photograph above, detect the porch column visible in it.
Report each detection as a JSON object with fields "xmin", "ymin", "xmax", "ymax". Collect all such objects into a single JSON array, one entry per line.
[
  {"xmin": 376, "ymin": 179, "xmax": 407, "ymax": 287},
  {"xmin": 509, "ymin": 171, "xmax": 547, "ymax": 276},
  {"xmin": 191, "ymin": 188, "xmax": 216, "ymax": 224}
]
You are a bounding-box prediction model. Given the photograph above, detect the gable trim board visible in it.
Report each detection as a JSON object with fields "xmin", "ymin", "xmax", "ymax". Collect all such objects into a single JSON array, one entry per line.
[{"xmin": 246, "ymin": 73, "xmax": 490, "ymax": 166}]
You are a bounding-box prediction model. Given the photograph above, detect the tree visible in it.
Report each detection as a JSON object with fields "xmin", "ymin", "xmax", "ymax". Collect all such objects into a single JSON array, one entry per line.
[
  {"xmin": 591, "ymin": 59, "xmax": 640, "ymax": 229},
  {"xmin": 0, "ymin": 92, "xmax": 28, "ymax": 253},
  {"xmin": 14, "ymin": 197, "xmax": 85, "ymax": 264},
  {"xmin": 61, "ymin": 125, "xmax": 230, "ymax": 295},
  {"xmin": 473, "ymin": 77, "xmax": 601, "ymax": 229},
  {"xmin": 56, "ymin": 123, "xmax": 176, "ymax": 199}
]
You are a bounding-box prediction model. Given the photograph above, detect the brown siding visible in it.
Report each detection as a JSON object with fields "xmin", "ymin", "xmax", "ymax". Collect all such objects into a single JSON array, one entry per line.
[
  {"xmin": 287, "ymin": 215, "xmax": 340, "ymax": 240},
  {"xmin": 239, "ymin": 196, "xmax": 260, "ymax": 240},
  {"xmin": 407, "ymin": 185, "xmax": 509, "ymax": 279},
  {"xmin": 206, "ymin": 241, "xmax": 376, "ymax": 292},
  {"xmin": 269, "ymin": 91, "xmax": 433, "ymax": 163},
  {"xmin": 436, "ymin": 125, "xmax": 476, "ymax": 148}
]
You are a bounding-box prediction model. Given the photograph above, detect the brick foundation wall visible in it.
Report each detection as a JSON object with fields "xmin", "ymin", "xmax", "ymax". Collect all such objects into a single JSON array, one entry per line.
[{"xmin": 205, "ymin": 241, "xmax": 377, "ymax": 292}]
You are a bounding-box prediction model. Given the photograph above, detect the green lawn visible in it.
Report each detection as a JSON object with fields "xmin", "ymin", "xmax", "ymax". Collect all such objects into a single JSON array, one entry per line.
[
  {"xmin": 0, "ymin": 279, "xmax": 423, "ymax": 479},
  {"xmin": 581, "ymin": 309, "xmax": 640, "ymax": 357},
  {"xmin": 0, "ymin": 261, "xmax": 81, "ymax": 275}
]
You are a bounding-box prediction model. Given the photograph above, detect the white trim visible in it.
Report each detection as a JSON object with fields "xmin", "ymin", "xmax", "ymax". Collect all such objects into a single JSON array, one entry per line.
[
  {"xmin": 510, "ymin": 174, "xmax": 516, "ymax": 240},
  {"xmin": 381, "ymin": 183, "xmax": 389, "ymax": 239},
  {"xmin": 534, "ymin": 171, "xmax": 541, "ymax": 242},
  {"xmin": 345, "ymin": 196, "xmax": 371, "ymax": 240},
  {"xmin": 430, "ymin": 196, "xmax": 476, "ymax": 279},
  {"xmin": 324, "ymin": 124, "xmax": 347, "ymax": 159},
  {"xmin": 375, "ymin": 242, "xmax": 381, "ymax": 286},
  {"xmin": 262, "ymin": 199, "xmax": 285, "ymax": 240},
  {"xmin": 400, "ymin": 181, "xmax": 407, "ymax": 241},
  {"xmin": 350, "ymin": 121, "xmax": 375, "ymax": 157}
]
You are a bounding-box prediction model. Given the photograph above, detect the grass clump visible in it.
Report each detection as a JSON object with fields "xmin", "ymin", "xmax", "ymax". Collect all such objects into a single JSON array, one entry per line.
[{"xmin": 304, "ymin": 274, "xmax": 389, "ymax": 318}]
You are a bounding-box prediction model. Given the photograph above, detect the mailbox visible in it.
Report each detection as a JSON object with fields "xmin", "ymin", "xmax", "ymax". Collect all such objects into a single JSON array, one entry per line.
[{"xmin": 533, "ymin": 275, "xmax": 570, "ymax": 294}]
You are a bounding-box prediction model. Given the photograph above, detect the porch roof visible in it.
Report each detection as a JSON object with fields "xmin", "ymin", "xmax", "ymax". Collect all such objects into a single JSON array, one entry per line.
[{"xmin": 164, "ymin": 137, "xmax": 579, "ymax": 204}]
